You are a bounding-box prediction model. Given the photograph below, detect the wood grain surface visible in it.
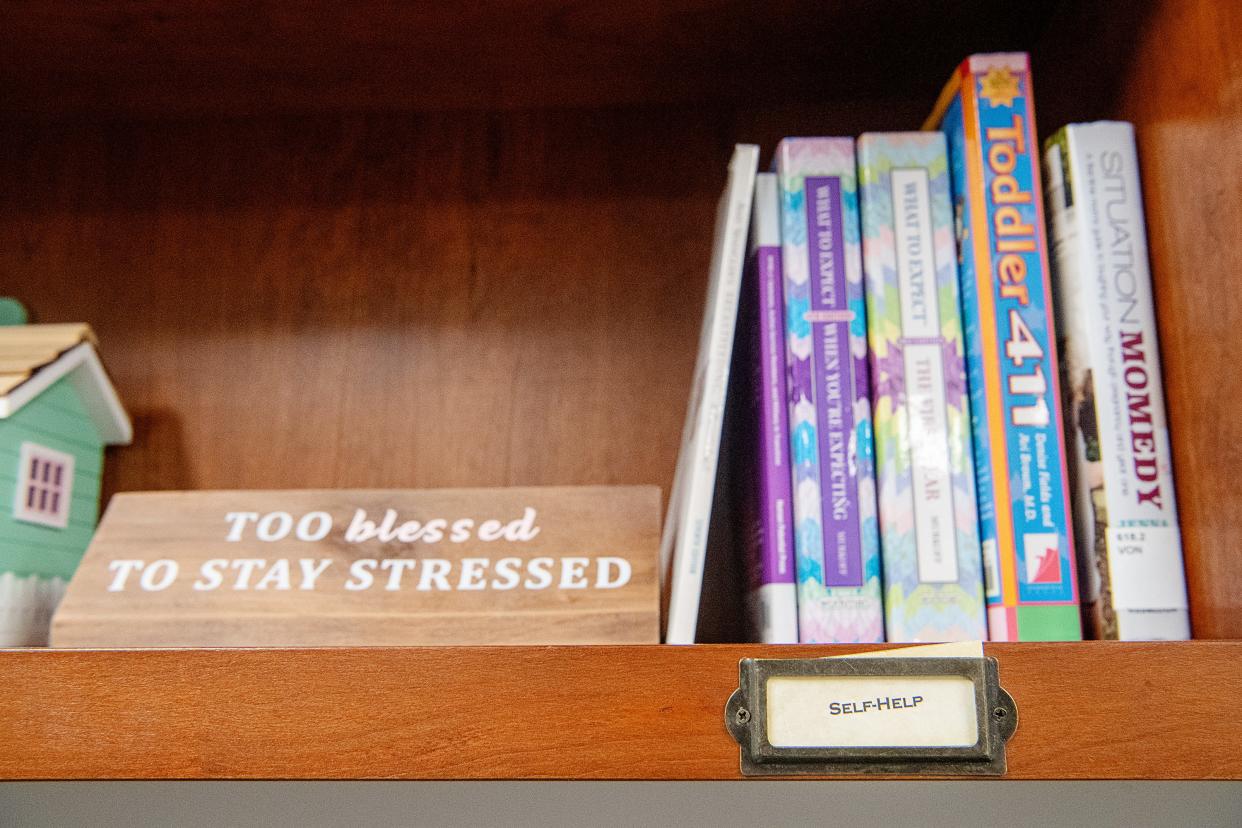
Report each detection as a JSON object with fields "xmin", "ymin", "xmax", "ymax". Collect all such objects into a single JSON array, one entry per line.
[
  {"xmin": 0, "ymin": 642, "xmax": 1238, "ymax": 780},
  {"xmin": 0, "ymin": 100, "xmax": 930, "ymax": 644},
  {"xmin": 50, "ymin": 487, "xmax": 661, "ymax": 647},
  {"xmin": 0, "ymin": 0, "xmax": 1239, "ymax": 785},
  {"xmin": 1110, "ymin": 0, "xmax": 1242, "ymax": 638},
  {"xmin": 0, "ymin": 1, "xmax": 1055, "ymax": 118},
  {"xmin": 0, "ymin": 107, "xmax": 723, "ymax": 500}
]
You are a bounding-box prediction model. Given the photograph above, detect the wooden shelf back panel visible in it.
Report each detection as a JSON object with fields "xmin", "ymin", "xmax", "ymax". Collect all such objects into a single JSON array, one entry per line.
[
  {"xmin": 0, "ymin": 101, "xmax": 926, "ymax": 504},
  {"xmin": 0, "ymin": 1, "xmax": 1056, "ymax": 118},
  {"xmin": 1, "ymin": 110, "xmax": 716, "ymax": 497},
  {"xmin": 1110, "ymin": 0, "xmax": 1242, "ymax": 637},
  {"xmin": 1, "ymin": 643, "xmax": 1239, "ymax": 781}
]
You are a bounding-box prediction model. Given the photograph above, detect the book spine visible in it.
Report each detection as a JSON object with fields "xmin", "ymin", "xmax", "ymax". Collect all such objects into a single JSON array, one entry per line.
[
  {"xmin": 776, "ymin": 137, "xmax": 883, "ymax": 643},
  {"xmin": 744, "ymin": 173, "xmax": 798, "ymax": 644},
  {"xmin": 0, "ymin": 571, "xmax": 66, "ymax": 646},
  {"xmin": 1044, "ymin": 122, "xmax": 1189, "ymax": 640},
  {"xmin": 662, "ymin": 144, "xmax": 759, "ymax": 644},
  {"xmin": 858, "ymin": 132, "xmax": 987, "ymax": 642},
  {"xmin": 927, "ymin": 53, "xmax": 1081, "ymax": 641}
]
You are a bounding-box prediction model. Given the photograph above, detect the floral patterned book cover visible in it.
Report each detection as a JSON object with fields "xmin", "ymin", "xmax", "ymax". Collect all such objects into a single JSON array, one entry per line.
[
  {"xmin": 775, "ymin": 137, "xmax": 882, "ymax": 643},
  {"xmin": 858, "ymin": 131, "xmax": 986, "ymax": 642}
]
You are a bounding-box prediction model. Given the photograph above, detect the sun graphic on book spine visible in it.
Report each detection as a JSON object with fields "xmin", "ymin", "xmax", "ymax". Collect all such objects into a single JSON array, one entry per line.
[{"xmin": 979, "ymin": 67, "xmax": 1022, "ymax": 108}]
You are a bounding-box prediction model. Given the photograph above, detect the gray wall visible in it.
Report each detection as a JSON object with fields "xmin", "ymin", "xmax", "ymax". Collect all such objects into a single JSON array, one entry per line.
[{"xmin": 2, "ymin": 782, "xmax": 1240, "ymax": 827}]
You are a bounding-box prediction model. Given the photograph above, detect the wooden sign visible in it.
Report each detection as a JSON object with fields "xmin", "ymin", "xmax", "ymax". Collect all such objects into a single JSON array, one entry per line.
[{"xmin": 50, "ymin": 486, "xmax": 661, "ymax": 647}]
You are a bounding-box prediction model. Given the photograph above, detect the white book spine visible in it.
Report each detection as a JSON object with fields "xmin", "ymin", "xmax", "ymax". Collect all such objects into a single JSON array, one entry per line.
[
  {"xmin": 1045, "ymin": 122, "xmax": 1189, "ymax": 640},
  {"xmin": 662, "ymin": 145, "xmax": 759, "ymax": 644},
  {"xmin": 0, "ymin": 572, "xmax": 66, "ymax": 646}
]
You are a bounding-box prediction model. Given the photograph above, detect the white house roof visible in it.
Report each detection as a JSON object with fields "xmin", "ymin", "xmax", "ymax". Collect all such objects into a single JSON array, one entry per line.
[{"xmin": 0, "ymin": 324, "xmax": 132, "ymax": 445}]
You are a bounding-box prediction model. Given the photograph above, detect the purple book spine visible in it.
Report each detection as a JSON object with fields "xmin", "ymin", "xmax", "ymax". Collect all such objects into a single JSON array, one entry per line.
[
  {"xmin": 753, "ymin": 245, "xmax": 797, "ymax": 591},
  {"xmin": 778, "ymin": 137, "xmax": 882, "ymax": 643},
  {"xmin": 746, "ymin": 172, "xmax": 798, "ymax": 643},
  {"xmin": 805, "ymin": 175, "xmax": 865, "ymax": 588}
]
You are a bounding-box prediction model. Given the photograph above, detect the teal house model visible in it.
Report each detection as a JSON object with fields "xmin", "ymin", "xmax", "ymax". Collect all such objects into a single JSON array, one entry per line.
[{"xmin": 0, "ymin": 302, "xmax": 131, "ymax": 645}]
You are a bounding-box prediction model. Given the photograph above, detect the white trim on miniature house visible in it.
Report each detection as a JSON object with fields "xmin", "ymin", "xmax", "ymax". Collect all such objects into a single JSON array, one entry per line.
[{"xmin": 0, "ymin": 342, "xmax": 132, "ymax": 445}]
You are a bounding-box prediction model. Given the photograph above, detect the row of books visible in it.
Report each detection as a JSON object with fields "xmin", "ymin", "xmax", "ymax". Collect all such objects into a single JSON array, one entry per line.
[{"xmin": 661, "ymin": 53, "xmax": 1189, "ymax": 645}]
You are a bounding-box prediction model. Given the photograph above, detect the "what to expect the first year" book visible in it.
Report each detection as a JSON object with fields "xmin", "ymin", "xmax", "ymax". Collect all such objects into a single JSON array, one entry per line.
[{"xmin": 858, "ymin": 132, "xmax": 987, "ymax": 642}]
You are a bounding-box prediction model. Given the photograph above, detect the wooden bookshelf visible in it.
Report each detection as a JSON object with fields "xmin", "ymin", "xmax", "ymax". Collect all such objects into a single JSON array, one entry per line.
[
  {"xmin": 0, "ymin": 0, "xmax": 1239, "ymax": 781},
  {"xmin": 1, "ymin": 642, "xmax": 1239, "ymax": 780}
]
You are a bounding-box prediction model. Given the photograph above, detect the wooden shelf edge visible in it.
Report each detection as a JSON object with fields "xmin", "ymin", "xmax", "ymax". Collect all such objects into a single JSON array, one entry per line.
[{"xmin": 1, "ymin": 641, "xmax": 1237, "ymax": 781}]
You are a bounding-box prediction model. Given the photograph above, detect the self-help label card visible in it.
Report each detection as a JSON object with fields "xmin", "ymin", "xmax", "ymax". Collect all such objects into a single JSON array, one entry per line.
[
  {"xmin": 776, "ymin": 137, "xmax": 883, "ymax": 644},
  {"xmin": 858, "ymin": 132, "xmax": 986, "ymax": 643},
  {"xmin": 925, "ymin": 53, "xmax": 1081, "ymax": 641}
]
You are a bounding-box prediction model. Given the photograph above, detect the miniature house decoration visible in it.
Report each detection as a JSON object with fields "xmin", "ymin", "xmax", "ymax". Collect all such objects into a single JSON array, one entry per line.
[{"xmin": 0, "ymin": 315, "xmax": 131, "ymax": 645}]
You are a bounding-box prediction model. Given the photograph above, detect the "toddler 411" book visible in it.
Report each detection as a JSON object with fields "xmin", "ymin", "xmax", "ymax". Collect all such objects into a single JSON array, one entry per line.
[{"xmin": 925, "ymin": 53, "xmax": 1081, "ymax": 641}]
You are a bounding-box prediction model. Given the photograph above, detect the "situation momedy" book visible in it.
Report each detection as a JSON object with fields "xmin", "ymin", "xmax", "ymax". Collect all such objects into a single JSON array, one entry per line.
[
  {"xmin": 858, "ymin": 132, "xmax": 987, "ymax": 642},
  {"xmin": 925, "ymin": 53, "xmax": 1081, "ymax": 641},
  {"xmin": 1044, "ymin": 121, "xmax": 1189, "ymax": 640},
  {"xmin": 776, "ymin": 137, "xmax": 883, "ymax": 643}
]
